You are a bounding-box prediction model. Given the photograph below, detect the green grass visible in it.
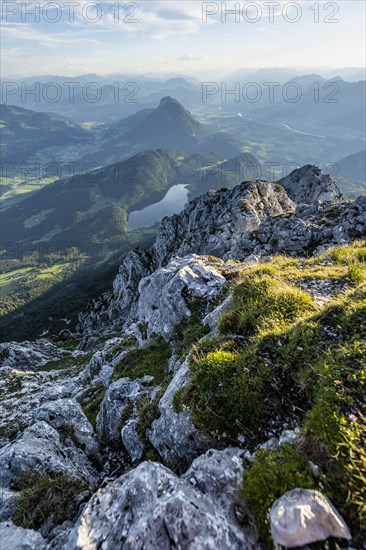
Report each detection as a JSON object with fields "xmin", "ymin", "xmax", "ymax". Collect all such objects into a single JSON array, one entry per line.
[
  {"xmin": 0, "ymin": 267, "xmax": 33, "ymax": 297},
  {"xmin": 136, "ymin": 391, "xmax": 163, "ymax": 441},
  {"xmin": 113, "ymin": 339, "xmax": 172, "ymax": 384},
  {"xmin": 172, "ymin": 314, "xmax": 210, "ymax": 356},
  {"xmin": 0, "ymin": 177, "xmax": 57, "ymax": 211},
  {"xmin": 13, "ymin": 474, "xmax": 87, "ymax": 530},
  {"xmin": 174, "ymin": 241, "xmax": 366, "ymax": 544},
  {"xmin": 241, "ymin": 444, "xmax": 315, "ymax": 546},
  {"xmin": 37, "ymin": 352, "xmax": 92, "ymax": 373},
  {"xmin": 23, "ymin": 208, "xmax": 55, "ymax": 229},
  {"xmin": 0, "ymin": 253, "xmax": 88, "ymax": 313},
  {"xmin": 77, "ymin": 382, "xmax": 106, "ymax": 428},
  {"xmin": 219, "ymin": 269, "xmax": 316, "ymax": 337}
]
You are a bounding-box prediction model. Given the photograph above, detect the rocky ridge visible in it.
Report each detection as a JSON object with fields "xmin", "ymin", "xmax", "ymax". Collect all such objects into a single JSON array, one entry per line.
[{"xmin": 0, "ymin": 165, "xmax": 365, "ymax": 549}]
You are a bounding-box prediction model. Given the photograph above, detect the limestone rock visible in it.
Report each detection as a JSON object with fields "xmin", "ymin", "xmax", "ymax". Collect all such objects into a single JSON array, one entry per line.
[
  {"xmin": 46, "ymin": 522, "xmax": 74, "ymax": 550},
  {"xmin": 78, "ymin": 249, "xmax": 154, "ymax": 335},
  {"xmin": 0, "ymin": 488, "xmax": 17, "ymax": 521},
  {"xmin": 0, "ymin": 339, "xmax": 69, "ymax": 371},
  {"xmin": 279, "ymin": 429, "xmax": 298, "ymax": 445},
  {"xmin": 34, "ymin": 398, "xmax": 100, "ymax": 457},
  {"xmin": 121, "ymin": 418, "xmax": 144, "ymax": 463},
  {"xmin": 96, "ymin": 378, "xmax": 146, "ymax": 449},
  {"xmin": 270, "ymin": 488, "xmax": 352, "ymax": 547},
  {"xmin": 65, "ymin": 460, "xmax": 258, "ymax": 550},
  {"xmin": 202, "ymin": 293, "xmax": 233, "ymax": 331},
  {"xmin": 0, "ymin": 522, "xmax": 46, "ymax": 550},
  {"xmin": 182, "ymin": 447, "xmax": 246, "ymax": 510},
  {"xmin": 82, "ymin": 350, "xmax": 107, "ymax": 382},
  {"xmin": 0, "ymin": 362, "xmax": 83, "ymax": 448},
  {"xmin": 231, "ymin": 195, "xmax": 366, "ymax": 259},
  {"xmin": 153, "ymin": 180, "xmax": 294, "ymax": 264},
  {"xmin": 148, "ymin": 358, "xmax": 212, "ymax": 465},
  {"xmin": 279, "ymin": 165, "xmax": 343, "ymax": 205},
  {"xmin": 138, "ymin": 255, "xmax": 226, "ymax": 339},
  {"xmin": 0, "ymin": 421, "xmax": 98, "ymax": 488}
]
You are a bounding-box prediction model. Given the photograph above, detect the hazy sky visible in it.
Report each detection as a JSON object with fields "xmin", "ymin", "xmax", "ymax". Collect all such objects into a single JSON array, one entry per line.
[{"xmin": 1, "ymin": 0, "xmax": 365, "ymax": 77}]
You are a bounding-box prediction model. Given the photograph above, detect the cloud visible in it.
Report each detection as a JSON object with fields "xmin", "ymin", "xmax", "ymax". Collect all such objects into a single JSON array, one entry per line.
[
  {"xmin": 1, "ymin": 25, "xmax": 102, "ymax": 48},
  {"xmin": 2, "ymin": 0, "xmax": 211, "ymax": 40},
  {"xmin": 258, "ymin": 26, "xmax": 280, "ymax": 34},
  {"xmin": 156, "ymin": 8, "xmax": 196, "ymax": 21},
  {"xmin": 178, "ymin": 54, "xmax": 203, "ymax": 61}
]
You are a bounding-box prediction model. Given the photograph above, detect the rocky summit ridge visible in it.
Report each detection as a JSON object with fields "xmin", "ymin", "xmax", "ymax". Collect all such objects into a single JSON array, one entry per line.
[{"xmin": 0, "ymin": 165, "xmax": 365, "ymax": 550}]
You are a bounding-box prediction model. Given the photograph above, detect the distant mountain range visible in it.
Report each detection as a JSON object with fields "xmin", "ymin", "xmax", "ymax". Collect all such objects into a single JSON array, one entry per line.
[
  {"xmin": 79, "ymin": 96, "xmax": 244, "ymax": 166},
  {"xmin": 0, "ymin": 104, "xmax": 90, "ymax": 163},
  {"xmin": 2, "ymin": 70, "xmax": 365, "ymax": 123},
  {"xmin": 254, "ymin": 80, "xmax": 366, "ymax": 134},
  {"xmin": 336, "ymin": 150, "xmax": 366, "ymax": 182},
  {"xmin": 1, "ymin": 93, "xmax": 364, "ymax": 251},
  {"xmin": 333, "ymin": 150, "xmax": 366, "ymax": 197},
  {"xmin": 224, "ymin": 67, "xmax": 366, "ymax": 83},
  {"xmin": 2, "ymin": 146, "xmax": 260, "ymax": 249},
  {"xmin": 1, "ymin": 76, "xmax": 202, "ymax": 122}
]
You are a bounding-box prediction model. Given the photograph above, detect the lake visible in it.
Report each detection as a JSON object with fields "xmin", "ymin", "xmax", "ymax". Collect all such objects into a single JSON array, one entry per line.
[{"xmin": 128, "ymin": 184, "xmax": 189, "ymax": 230}]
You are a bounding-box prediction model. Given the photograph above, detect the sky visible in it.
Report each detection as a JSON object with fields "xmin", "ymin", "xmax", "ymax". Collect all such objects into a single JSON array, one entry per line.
[{"xmin": 1, "ymin": 0, "xmax": 365, "ymax": 77}]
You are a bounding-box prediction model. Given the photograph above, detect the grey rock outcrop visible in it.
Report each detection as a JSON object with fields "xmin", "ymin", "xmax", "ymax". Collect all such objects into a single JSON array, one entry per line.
[
  {"xmin": 182, "ymin": 447, "xmax": 247, "ymax": 511},
  {"xmin": 231, "ymin": 195, "xmax": 366, "ymax": 259},
  {"xmin": 0, "ymin": 488, "xmax": 17, "ymax": 521},
  {"xmin": 96, "ymin": 377, "xmax": 147, "ymax": 450},
  {"xmin": 34, "ymin": 399, "xmax": 100, "ymax": 457},
  {"xmin": 46, "ymin": 522, "xmax": 74, "ymax": 550},
  {"xmin": 112, "ymin": 249, "xmax": 155, "ymax": 320},
  {"xmin": 65, "ymin": 460, "xmax": 258, "ymax": 550},
  {"xmin": 82, "ymin": 350, "xmax": 108, "ymax": 382},
  {"xmin": 148, "ymin": 358, "xmax": 212, "ymax": 465},
  {"xmin": 0, "ymin": 521, "xmax": 47, "ymax": 550},
  {"xmin": 279, "ymin": 165, "xmax": 344, "ymax": 204},
  {"xmin": 153, "ymin": 180, "xmax": 294, "ymax": 264},
  {"xmin": 82, "ymin": 336, "xmax": 136, "ymax": 383},
  {"xmin": 0, "ymin": 361, "xmax": 84, "ymax": 448},
  {"xmin": 121, "ymin": 418, "xmax": 144, "ymax": 463},
  {"xmin": 0, "ymin": 421, "xmax": 98, "ymax": 488},
  {"xmin": 78, "ymin": 168, "xmax": 359, "ymax": 338},
  {"xmin": 78, "ymin": 180, "xmax": 293, "ymax": 336},
  {"xmin": 138, "ymin": 255, "xmax": 226, "ymax": 340},
  {"xmin": 202, "ymin": 292, "xmax": 234, "ymax": 331},
  {"xmin": 78, "ymin": 249, "xmax": 154, "ymax": 335},
  {"xmin": 270, "ymin": 488, "xmax": 352, "ymax": 547},
  {"xmin": 0, "ymin": 339, "xmax": 69, "ymax": 371}
]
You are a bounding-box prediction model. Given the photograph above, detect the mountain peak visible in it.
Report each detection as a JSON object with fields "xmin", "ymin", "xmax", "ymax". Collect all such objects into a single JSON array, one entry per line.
[
  {"xmin": 279, "ymin": 165, "xmax": 344, "ymax": 205},
  {"xmin": 159, "ymin": 96, "xmax": 182, "ymax": 107}
]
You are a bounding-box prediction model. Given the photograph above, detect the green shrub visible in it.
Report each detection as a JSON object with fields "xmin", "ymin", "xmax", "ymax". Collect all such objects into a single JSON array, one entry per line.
[
  {"xmin": 172, "ymin": 386, "xmax": 186, "ymax": 413},
  {"xmin": 301, "ymin": 336, "xmax": 366, "ymax": 542},
  {"xmin": 347, "ymin": 262, "xmax": 365, "ymax": 285}
]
